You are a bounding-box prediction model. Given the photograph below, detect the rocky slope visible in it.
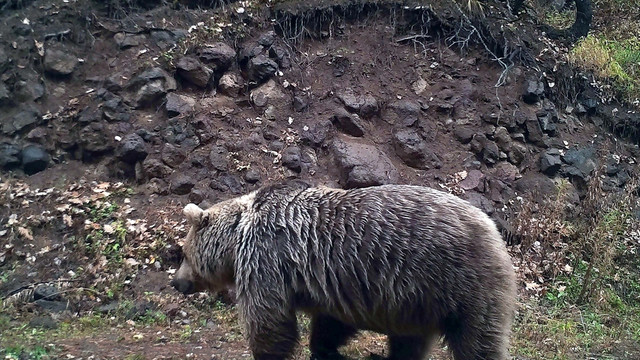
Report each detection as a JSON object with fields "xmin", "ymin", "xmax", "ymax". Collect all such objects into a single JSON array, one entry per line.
[{"xmin": 1, "ymin": 0, "xmax": 639, "ymax": 359}]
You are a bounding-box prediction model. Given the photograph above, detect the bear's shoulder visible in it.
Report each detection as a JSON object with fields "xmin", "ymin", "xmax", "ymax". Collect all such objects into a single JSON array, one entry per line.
[{"xmin": 252, "ymin": 180, "xmax": 312, "ymax": 211}]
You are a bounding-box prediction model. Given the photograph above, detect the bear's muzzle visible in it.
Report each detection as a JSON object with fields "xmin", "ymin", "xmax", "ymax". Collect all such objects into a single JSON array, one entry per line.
[{"xmin": 171, "ymin": 278, "xmax": 195, "ymax": 295}]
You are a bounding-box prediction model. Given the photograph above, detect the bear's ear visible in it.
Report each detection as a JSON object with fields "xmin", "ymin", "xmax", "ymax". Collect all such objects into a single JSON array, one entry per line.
[{"xmin": 183, "ymin": 203, "xmax": 204, "ymax": 225}]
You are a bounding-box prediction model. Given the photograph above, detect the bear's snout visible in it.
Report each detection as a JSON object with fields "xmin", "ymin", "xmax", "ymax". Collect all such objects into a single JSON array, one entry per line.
[{"xmin": 171, "ymin": 278, "xmax": 195, "ymax": 295}]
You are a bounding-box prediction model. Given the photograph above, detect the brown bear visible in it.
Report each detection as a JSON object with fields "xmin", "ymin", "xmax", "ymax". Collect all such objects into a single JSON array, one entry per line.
[{"xmin": 171, "ymin": 180, "xmax": 517, "ymax": 360}]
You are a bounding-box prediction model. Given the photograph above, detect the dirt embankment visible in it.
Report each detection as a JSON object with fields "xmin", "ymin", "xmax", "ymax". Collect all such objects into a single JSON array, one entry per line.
[{"xmin": 1, "ymin": 0, "xmax": 639, "ymax": 359}]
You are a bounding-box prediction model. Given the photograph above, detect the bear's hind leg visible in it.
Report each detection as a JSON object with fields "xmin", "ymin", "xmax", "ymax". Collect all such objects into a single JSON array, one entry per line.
[
  {"xmin": 386, "ymin": 335, "xmax": 435, "ymax": 360},
  {"xmin": 309, "ymin": 314, "xmax": 358, "ymax": 360}
]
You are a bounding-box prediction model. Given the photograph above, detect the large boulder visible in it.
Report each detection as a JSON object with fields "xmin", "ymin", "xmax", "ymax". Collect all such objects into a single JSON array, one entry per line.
[
  {"xmin": 392, "ymin": 129, "xmax": 441, "ymax": 170},
  {"xmin": 539, "ymin": 148, "xmax": 562, "ymax": 175},
  {"xmin": 249, "ymin": 79, "xmax": 288, "ymax": 108},
  {"xmin": 197, "ymin": 43, "xmax": 236, "ymax": 72},
  {"xmin": 117, "ymin": 133, "xmax": 148, "ymax": 164},
  {"xmin": 385, "ymin": 100, "xmax": 421, "ymax": 126},
  {"xmin": 247, "ymin": 55, "xmax": 278, "ymax": 84},
  {"xmin": 331, "ymin": 137, "xmax": 399, "ymax": 188},
  {"xmin": 161, "ymin": 144, "xmax": 186, "ymax": 168},
  {"xmin": 128, "ymin": 67, "xmax": 177, "ymax": 108},
  {"xmin": 143, "ymin": 158, "xmax": 172, "ymax": 179},
  {"xmin": 21, "ymin": 145, "xmax": 49, "ymax": 175},
  {"xmin": 44, "ymin": 49, "xmax": 78, "ymax": 76},
  {"xmin": 79, "ymin": 123, "xmax": 114, "ymax": 154},
  {"xmin": 522, "ymin": 78, "xmax": 545, "ymax": 104},
  {"xmin": 0, "ymin": 142, "xmax": 21, "ymax": 169},
  {"xmin": 176, "ymin": 56, "xmax": 213, "ymax": 88},
  {"xmin": 218, "ymin": 73, "xmax": 244, "ymax": 97},
  {"xmin": 333, "ymin": 107, "xmax": 365, "ymax": 137},
  {"xmin": 170, "ymin": 175, "xmax": 195, "ymax": 195},
  {"xmin": 562, "ymin": 147, "xmax": 597, "ymax": 183},
  {"xmin": 166, "ymin": 93, "xmax": 196, "ymax": 117},
  {"xmin": 2, "ymin": 108, "xmax": 41, "ymax": 135}
]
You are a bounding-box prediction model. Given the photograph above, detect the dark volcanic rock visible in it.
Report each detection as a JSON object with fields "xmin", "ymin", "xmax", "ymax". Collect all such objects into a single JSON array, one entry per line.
[
  {"xmin": 492, "ymin": 162, "xmax": 520, "ymax": 184},
  {"xmin": 493, "ymin": 127, "xmax": 512, "ymax": 152},
  {"xmin": 258, "ymin": 31, "xmax": 276, "ymax": 47},
  {"xmin": 537, "ymin": 100, "xmax": 558, "ymax": 135},
  {"xmin": 21, "ymin": 145, "xmax": 49, "ymax": 175},
  {"xmin": 188, "ymin": 189, "xmax": 206, "ymax": 204},
  {"xmin": 332, "ymin": 137, "xmax": 399, "ymax": 188},
  {"xmin": 150, "ymin": 30, "xmax": 185, "ymax": 50},
  {"xmin": 44, "ymin": 49, "xmax": 78, "ymax": 76},
  {"xmin": 524, "ymin": 113, "xmax": 545, "ymax": 145},
  {"xmin": 2, "ymin": 108, "xmax": 41, "ymax": 135},
  {"xmin": 143, "ymin": 158, "xmax": 172, "ymax": 179},
  {"xmin": 176, "ymin": 56, "xmax": 214, "ymax": 88},
  {"xmin": 79, "ymin": 123, "xmax": 114, "ymax": 154},
  {"xmin": 562, "ymin": 147, "xmax": 597, "ymax": 182},
  {"xmin": 281, "ymin": 147, "xmax": 302, "ymax": 172},
  {"xmin": 250, "ymin": 80, "xmax": 287, "ymax": 108},
  {"xmin": 244, "ymin": 168, "xmax": 261, "ymax": 183},
  {"xmin": 463, "ymin": 192, "xmax": 495, "ymax": 215},
  {"xmin": 0, "ymin": 47, "xmax": 9, "ymax": 73},
  {"xmin": 333, "ymin": 107, "xmax": 365, "ymax": 137},
  {"xmin": 102, "ymin": 96, "xmax": 131, "ymax": 122},
  {"xmin": 0, "ymin": 82, "xmax": 11, "ymax": 105},
  {"xmin": 129, "ymin": 67, "xmax": 177, "ymax": 92},
  {"xmin": 482, "ymin": 140, "xmax": 500, "ymax": 165},
  {"xmin": 302, "ymin": 119, "xmax": 334, "ymax": 147},
  {"xmin": 77, "ymin": 107, "xmax": 100, "ymax": 125},
  {"xmin": 393, "ymin": 129, "xmax": 441, "ymax": 170},
  {"xmin": 209, "ymin": 145, "xmax": 229, "ymax": 171},
  {"xmin": 114, "ymin": 32, "xmax": 145, "ymax": 49},
  {"xmin": 515, "ymin": 172, "xmax": 557, "ymax": 197},
  {"xmin": 459, "ymin": 170, "xmax": 485, "ymax": 191},
  {"xmin": 337, "ymin": 88, "xmax": 363, "ymax": 113},
  {"xmin": 508, "ymin": 142, "xmax": 528, "ymax": 165},
  {"xmin": 171, "ymin": 175, "xmax": 195, "ymax": 195},
  {"xmin": 166, "ymin": 93, "xmax": 196, "ymax": 117},
  {"xmin": 197, "ymin": 43, "xmax": 236, "ymax": 71},
  {"xmin": 386, "ymin": 100, "xmax": 421, "ymax": 126},
  {"xmin": 269, "ymin": 45, "xmax": 291, "ymax": 69},
  {"xmin": 522, "ymin": 78, "xmax": 544, "ymax": 104},
  {"xmin": 360, "ymin": 95, "xmax": 379, "ymax": 118},
  {"xmin": 0, "ymin": 142, "xmax": 21, "ymax": 169},
  {"xmin": 117, "ymin": 133, "xmax": 148, "ymax": 164},
  {"xmin": 14, "ymin": 79, "xmax": 45, "ymax": 102},
  {"xmin": 210, "ymin": 174, "xmax": 244, "ymax": 194},
  {"xmin": 293, "ymin": 95, "xmax": 308, "ymax": 112},
  {"xmin": 161, "ymin": 144, "xmax": 186, "ymax": 168},
  {"xmin": 539, "ymin": 148, "xmax": 562, "ymax": 175},
  {"xmin": 454, "ymin": 126, "xmax": 475, "ymax": 144},
  {"xmin": 470, "ymin": 134, "xmax": 499, "ymax": 165},
  {"xmin": 218, "ymin": 73, "xmax": 243, "ymax": 97},
  {"xmin": 135, "ymin": 80, "xmax": 166, "ymax": 108},
  {"xmin": 248, "ymin": 55, "xmax": 278, "ymax": 84}
]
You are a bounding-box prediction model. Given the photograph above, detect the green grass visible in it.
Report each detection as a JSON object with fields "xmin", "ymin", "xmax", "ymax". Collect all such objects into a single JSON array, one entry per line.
[{"xmin": 569, "ymin": 35, "xmax": 640, "ymax": 105}]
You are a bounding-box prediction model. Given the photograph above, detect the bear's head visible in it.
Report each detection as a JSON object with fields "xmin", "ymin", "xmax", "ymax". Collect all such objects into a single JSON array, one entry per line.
[{"xmin": 171, "ymin": 201, "xmax": 242, "ymax": 296}]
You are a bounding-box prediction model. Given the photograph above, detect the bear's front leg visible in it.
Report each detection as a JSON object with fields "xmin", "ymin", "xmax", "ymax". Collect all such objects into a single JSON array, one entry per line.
[{"xmin": 248, "ymin": 312, "xmax": 299, "ymax": 360}]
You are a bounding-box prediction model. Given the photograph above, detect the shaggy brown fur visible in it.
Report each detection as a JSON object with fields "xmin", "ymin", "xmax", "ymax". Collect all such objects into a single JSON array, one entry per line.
[{"xmin": 171, "ymin": 180, "xmax": 517, "ymax": 360}]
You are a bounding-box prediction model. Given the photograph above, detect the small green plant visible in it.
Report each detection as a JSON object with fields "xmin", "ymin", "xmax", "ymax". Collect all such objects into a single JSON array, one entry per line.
[
  {"xmin": 88, "ymin": 202, "xmax": 119, "ymax": 222},
  {"xmin": 179, "ymin": 324, "xmax": 193, "ymax": 340},
  {"xmin": 139, "ymin": 310, "xmax": 167, "ymax": 326}
]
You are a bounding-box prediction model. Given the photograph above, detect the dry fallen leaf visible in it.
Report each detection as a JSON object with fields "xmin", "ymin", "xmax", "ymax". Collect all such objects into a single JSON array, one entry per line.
[
  {"xmin": 63, "ymin": 214, "xmax": 73, "ymax": 227},
  {"xmin": 17, "ymin": 227, "xmax": 33, "ymax": 241}
]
